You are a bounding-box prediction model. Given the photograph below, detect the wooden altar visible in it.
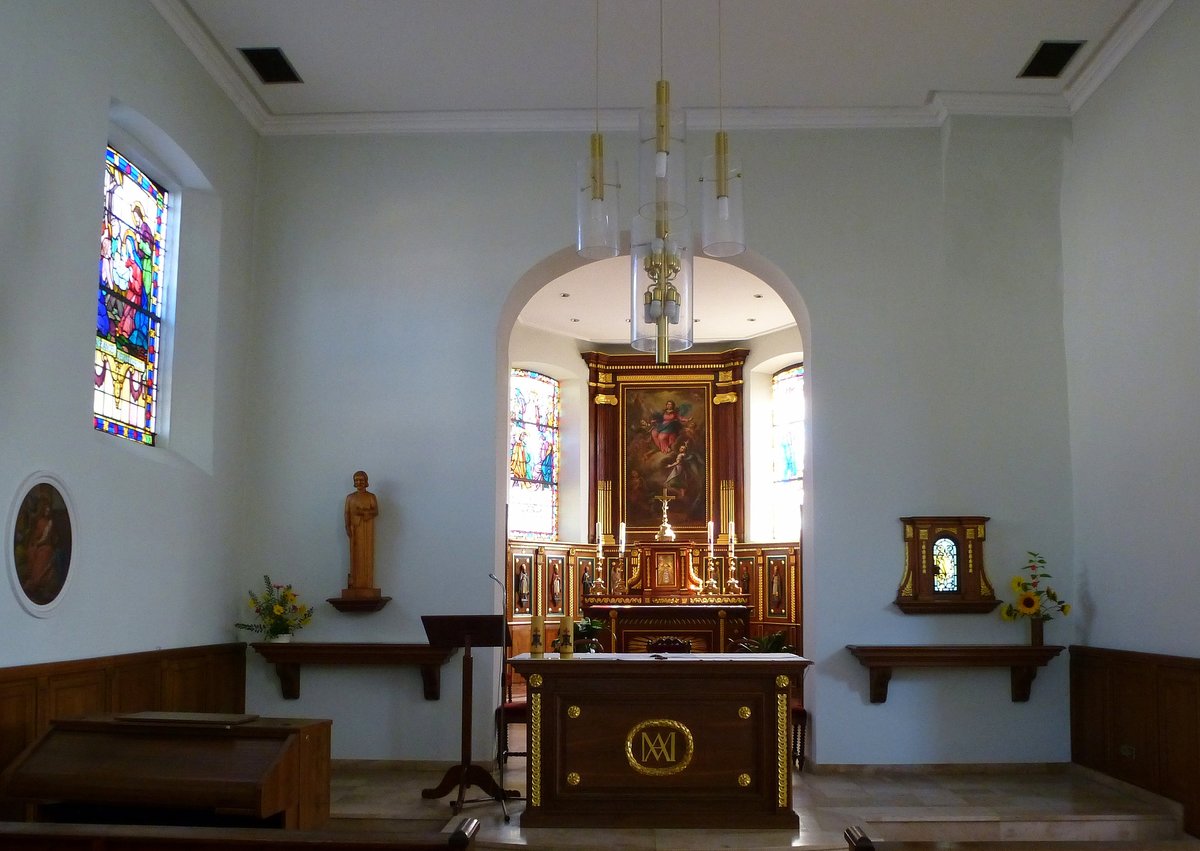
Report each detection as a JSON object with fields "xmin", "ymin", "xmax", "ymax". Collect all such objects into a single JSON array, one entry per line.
[{"xmin": 510, "ymin": 652, "xmax": 810, "ymax": 829}]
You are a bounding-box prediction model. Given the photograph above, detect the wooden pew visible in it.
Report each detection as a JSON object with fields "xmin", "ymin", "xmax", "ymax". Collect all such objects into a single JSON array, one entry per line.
[
  {"xmin": 0, "ymin": 817, "xmax": 479, "ymax": 850},
  {"xmin": 844, "ymin": 825, "xmax": 1191, "ymax": 849},
  {"xmin": 1, "ymin": 713, "xmax": 330, "ymax": 829}
]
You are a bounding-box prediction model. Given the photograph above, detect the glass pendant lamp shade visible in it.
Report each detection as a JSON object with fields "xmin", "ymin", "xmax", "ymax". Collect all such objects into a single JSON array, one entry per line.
[
  {"xmin": 637, "ymin": 82, "xmax": 687, "ymax": 221},
  {"xmin": 630, "ymin": 212, "xmax": 693, "ymax": 363},
  {"xmin": 577, "ymin": 134, "xmax": 620, "ymax": 259},
  {"xmin": 701, "ymin": 131, "xmax": 745, "ymax": 257}
]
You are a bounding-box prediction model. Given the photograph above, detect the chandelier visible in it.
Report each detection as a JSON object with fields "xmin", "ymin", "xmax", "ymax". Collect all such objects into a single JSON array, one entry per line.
[{"xmin": 576, "ymin": 0, "xmax": 745, "ymax": 365}]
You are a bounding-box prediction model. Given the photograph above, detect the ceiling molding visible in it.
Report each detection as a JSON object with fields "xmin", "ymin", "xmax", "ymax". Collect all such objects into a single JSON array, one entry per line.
[
  {"xmin": 1064, "ymin": 0, "xmax": 1175, "ymax": 112},
  {"xmin": 154, "ymin": 0, "xmax": 1170, "ymax": 138},
  {"xmin": 150, "ymin": 0, "xmax": 272, "ymax": 133}
]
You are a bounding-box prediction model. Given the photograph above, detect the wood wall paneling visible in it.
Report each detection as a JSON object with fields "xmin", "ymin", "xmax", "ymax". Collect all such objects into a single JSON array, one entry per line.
[
  {"xmin": 0, "ymin": 644, "xmax": 246, "ymax": 780},
  {"xmin": 1070, "ymin": 646, "xmax": 1200, "ymax": 838}
]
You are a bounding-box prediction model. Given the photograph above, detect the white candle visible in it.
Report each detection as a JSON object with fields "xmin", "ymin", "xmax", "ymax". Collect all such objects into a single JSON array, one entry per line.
[
  {"xmin": 729, "ymin": 521, "xmax": 735, "ymax": 541},
  {"xmin": 707, "ymin": 520, "xmax": 714, "ymax": 558},
  {"xmin": 596, "ymin": 520, "xmax": 603, "ymax": 557},
  {"xmin": 618, "ymin": 522, "xmax": 626, "ymax": 555}
]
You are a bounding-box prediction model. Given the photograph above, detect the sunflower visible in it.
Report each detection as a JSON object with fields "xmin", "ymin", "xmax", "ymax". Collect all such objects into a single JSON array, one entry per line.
[
  {"xmin": 1015, "ymin": 592, "xmax": 1041, "ymax": 616},
  {"xmin": 1010, "ymin": 575, "xmax": 1026, "ymax": 593},
  {"xmin": 1059, "ymin": 603, "xmax": 1071, "ymax": 616}
]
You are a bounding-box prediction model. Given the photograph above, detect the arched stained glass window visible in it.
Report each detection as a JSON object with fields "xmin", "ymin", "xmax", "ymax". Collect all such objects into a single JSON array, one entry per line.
[
  {"xmin": 770, "ymin": 363, "xmax": 805, "ymax": 541},
  {"xmin": 95, "ymin": 146, "xmax": 168, "ymax": 445},
  {"xmin": 932, "ymin": 536, "xmax": 959, "ymax": 592},
  {"xmin": 508, "ymin": 369, "xmax": 560, "ymax": 541}
]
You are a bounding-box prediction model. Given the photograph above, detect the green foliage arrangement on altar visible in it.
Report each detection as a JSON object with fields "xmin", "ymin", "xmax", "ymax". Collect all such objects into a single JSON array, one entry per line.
[
  {"xmin": 733, "ymin": 631, "xmax": 795, "ymax": 654},
  {"xmin": 553, "ymin": 617, "xmax": 607, "ymax": 653},
  {"xmin": 235, "ymin": 575, "xmax": 314, "ymax": 638},
  {"xmin": 999, "ymin": 552, "xmax": 1071, "ymax": 623}
]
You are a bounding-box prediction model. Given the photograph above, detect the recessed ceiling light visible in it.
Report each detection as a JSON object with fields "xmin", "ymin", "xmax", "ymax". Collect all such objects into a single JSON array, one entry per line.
[
  {"xmin": 560, "ymin": 292, "xmax": 571, "ymax": 298},
  {"xmin": 570, "ymin": 318, "xmax": 580, "ymax": 323}
]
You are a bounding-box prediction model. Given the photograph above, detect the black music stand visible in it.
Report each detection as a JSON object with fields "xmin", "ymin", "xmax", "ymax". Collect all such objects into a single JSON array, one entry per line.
[{"xmin": 420, "ymin": 614, "xmax": 519, "ymax": 819}]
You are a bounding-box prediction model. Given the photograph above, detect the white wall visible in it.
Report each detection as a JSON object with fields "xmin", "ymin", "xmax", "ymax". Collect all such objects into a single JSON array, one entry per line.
[
  {"xmin": 1061, "ymin": 0, "xmax": 1200, "ymax": 658},
  {"xmin": 246, "ymin": 120, "xmax": 1077, "ymax": 764},
  {"xmin": 12, "ymin": 0, "xmax": 1195, "ymax": 769},
  {"xmin": 0, "ymin": 1, "xmax": 257, "ymax": 662}
]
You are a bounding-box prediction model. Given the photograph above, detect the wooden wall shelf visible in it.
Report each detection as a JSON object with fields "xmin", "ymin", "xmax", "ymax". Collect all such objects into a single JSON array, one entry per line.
[
  {"xmin": 250, "ymin": 642, "xmax": 456, "ymax": 701},
  {"xmin": 846, "ymin": 644, "xmax": 1064, "ymax": 703}
]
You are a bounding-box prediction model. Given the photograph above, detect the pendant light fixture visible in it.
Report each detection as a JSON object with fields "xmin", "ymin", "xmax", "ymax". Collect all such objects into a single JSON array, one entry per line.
[
  {"xmin": 701, "ymin": 0, "xmax": 745, "ymax": 257},
  {"xmin": 576, "ymin": 0, "xmax": 620, "ymax": 259},
  {"xmin": 630, "ymin": 0, "xmax": 692, "ymax": 364}
]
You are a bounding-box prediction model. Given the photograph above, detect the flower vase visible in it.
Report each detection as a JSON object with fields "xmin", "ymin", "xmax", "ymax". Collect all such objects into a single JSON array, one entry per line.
[
  {"xmin": 1029, "ymin": 617, "xmax": 1044, "ymax": 647},
  {"xmin": 269, "ymin": 633, "xmax": 293, "ymax": 643}
]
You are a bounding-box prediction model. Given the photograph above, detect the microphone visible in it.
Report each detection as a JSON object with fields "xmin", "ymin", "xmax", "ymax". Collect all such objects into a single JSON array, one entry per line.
[{"xmin": 487, "ymin": 573, "xmax": 502, "ymax": 587}]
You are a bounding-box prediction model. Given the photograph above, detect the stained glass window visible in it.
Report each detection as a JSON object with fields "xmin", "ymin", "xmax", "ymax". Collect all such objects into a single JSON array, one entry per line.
[
  {"xmin": 932, "ymin": 536, "xmax": 959, "ymax": 592},
  {"xmin": 770, "ymin": 363, "xmax": 805, "ymax": 541},
  {"xmin": 508, "ymin": 369, "xmax": 560, "ymax": 540},
  {"xmin": 95, "ymin": 147, "xmax": 168, "ymax": 445}
]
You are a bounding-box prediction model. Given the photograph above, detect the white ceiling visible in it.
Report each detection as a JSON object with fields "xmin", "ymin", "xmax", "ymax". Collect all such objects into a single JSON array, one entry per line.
[{"xmin": 153, "ymin": 0, "xmax": 1169, "ymax": 344}]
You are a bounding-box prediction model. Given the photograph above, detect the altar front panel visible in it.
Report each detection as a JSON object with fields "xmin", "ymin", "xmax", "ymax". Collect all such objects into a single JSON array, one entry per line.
[{"xmin": 512, "ymin": 653, "xmax": 809, "ymax": 829}]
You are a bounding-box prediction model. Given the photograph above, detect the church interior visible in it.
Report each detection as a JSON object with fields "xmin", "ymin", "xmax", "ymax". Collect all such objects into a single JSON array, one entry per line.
[{"xmin": 1, "ymin": 0, "xmax": 1198, "ymax": 847}]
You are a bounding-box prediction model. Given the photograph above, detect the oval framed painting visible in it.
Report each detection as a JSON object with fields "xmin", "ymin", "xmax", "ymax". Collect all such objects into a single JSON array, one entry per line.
[{"xmin": 8, "ymin": 472, "xmax": 76, "ymax": 616}]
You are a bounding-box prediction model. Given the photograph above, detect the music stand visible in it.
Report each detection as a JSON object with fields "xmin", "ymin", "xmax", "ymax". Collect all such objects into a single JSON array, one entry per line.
[{"xmin": 420, "ymin": 614, "xmax": 519, "ymax": 819}]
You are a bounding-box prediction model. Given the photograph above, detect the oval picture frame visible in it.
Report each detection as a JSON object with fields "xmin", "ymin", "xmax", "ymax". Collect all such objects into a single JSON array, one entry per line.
[{"xmin": 8, "ymin": 471, "xmax": 76, "ymax": 617}]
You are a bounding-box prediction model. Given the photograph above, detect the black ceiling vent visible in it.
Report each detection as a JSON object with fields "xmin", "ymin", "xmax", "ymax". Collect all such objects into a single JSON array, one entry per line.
[
  {"xmin": 239, "ymin": 47, "xmax": 303, "ymax": 84},
  {"xmin": 1018, "ymin": 41, "xmax": 1085, "ymax": 79}
]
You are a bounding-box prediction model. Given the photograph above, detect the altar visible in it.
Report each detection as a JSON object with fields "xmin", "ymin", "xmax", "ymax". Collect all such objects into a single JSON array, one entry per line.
[{"xmin": 510, "ymin": 652, "xmax": 810, "ymax": 829}]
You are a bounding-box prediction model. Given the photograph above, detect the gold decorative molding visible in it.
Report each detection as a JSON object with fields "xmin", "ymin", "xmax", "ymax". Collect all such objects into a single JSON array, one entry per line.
[
  {"xmin": 624, "ymin": 718, "xmax": 695, "ymax": 777},
  {"xmin": 713, "ymin": 392, "xmax": 738, "ymax": 405},
  {"xmin": 718, "ymin": 369, "xmax": 733, "ymax": 383},
  {"xmin": 738, "ymin": 706, "xmax": 751, "ymax": 719},
  {"xmin": 737, "ymin": 773, "xmax": 751, "ymax": 787},
  {"xmin": 594, "ymin": 393, "xmax": 617, "ymax": 406},
  {"xmin": 775, "ymin": 674, "xmax": 790, "ymax": 688},
  {"xmin": 567, "ymin": 705, "xmax": 581, "ymax": 719},
  {"xmin": 530, "ymin": 691, "xmax": 542, "ymax": 806},
  {"xmin": 566, "ymin": 772, "xmax": 581, "ymax": 786},
  {"xmin": 529, "ymin": 674, "xmax": 542, "ymax": 688},
  {"xmin": 776, "ymin": 693, "xmax": 789, "ymax": 807},
  {"xmin": 597, "ymin": 371, "xmax": 613, "ymax": 385}
]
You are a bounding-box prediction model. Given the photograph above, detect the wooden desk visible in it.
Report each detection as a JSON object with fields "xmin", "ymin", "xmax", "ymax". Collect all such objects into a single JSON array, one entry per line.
[
  {"xmin": 0, "ymin": 712, "xmax": 331, "ymax": 829},
  {"xmin": 510, "ymin": 652, "xmax": 810, "ymax": 829}
]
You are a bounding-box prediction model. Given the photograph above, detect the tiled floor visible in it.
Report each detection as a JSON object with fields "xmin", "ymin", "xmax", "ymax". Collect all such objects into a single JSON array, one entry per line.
[{"xmin": 328, "ymin": 747, "xmax": 1198, "ymax": 850}]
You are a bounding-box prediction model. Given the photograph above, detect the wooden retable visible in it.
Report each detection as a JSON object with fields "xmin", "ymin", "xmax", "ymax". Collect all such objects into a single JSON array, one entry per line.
[{"xmin": 510, "ymin": 652, "xmax": 810, "ymax": 829}]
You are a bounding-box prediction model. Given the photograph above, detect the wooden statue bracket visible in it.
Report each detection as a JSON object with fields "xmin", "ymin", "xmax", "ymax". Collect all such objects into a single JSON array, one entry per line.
[{"xmin": 250, "ymin": 642, "xmax": 455, "ymax": 700}]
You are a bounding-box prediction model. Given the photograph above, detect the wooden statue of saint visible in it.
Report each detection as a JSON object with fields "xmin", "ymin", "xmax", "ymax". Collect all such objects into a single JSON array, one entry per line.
[{"xmin": 340, "ymin": 470, "xmax": 382, "ymax": 601}]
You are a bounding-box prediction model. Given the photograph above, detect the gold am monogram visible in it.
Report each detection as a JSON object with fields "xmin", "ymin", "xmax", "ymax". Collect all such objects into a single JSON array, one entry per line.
[{"xmin": 624, "ymin": 718, "xmax": 694, "ymax": 776}]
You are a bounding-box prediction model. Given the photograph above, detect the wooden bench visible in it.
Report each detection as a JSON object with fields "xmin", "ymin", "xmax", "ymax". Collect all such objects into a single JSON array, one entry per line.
[
  {"xmin": 844, "ymin": 825, "xmax": 1191, "ymax": 849},
  {"xmin": 0, "ymin": 817, "xmax": 479, "ymax": 850}
]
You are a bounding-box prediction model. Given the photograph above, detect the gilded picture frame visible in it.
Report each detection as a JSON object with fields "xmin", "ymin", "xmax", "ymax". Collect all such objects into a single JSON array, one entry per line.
[{"xmin": 621, "ymin": 383, "xmax": 710, "ymax": 531}]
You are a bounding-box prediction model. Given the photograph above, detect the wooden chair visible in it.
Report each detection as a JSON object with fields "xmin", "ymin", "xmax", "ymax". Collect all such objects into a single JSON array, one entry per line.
[
  {"xmin": 645, "ymin": 636, "xmax": 692, "ymax": 653},
  {"xmin": 791, "ymin": 695, "xmax": 808, "ymax": 771},
  {"xmin": 495, "ymin": 659, "xmax": 527, "ymax": 764}
]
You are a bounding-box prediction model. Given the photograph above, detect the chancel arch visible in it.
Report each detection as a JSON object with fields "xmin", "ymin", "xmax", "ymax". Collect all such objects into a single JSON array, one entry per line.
[{"xmin": 500, "ymin": 245, "xmax": 812, "ymax": 658}]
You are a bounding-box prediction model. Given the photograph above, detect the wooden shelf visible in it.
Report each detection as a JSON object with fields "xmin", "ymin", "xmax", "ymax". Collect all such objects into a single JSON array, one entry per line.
[
  {"xmin": 250, "ymin": 642, "xmax": 456, "ymax": 701},
  {"xmin": 846, "ymin": 644, "xmax": 1064, "ymax": 703}
]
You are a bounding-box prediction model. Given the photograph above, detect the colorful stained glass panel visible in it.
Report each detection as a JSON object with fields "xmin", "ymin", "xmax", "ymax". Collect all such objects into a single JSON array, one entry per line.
[
  {"xmin": 770, "ymin": 364, "xmax": 805, "ymax": 540},
  {"xmin": 95, "ymin": 146, "xmax": 167, "ymax": 445},
  {"xmin": 508, "ymin": 369, "xmax": 560, "ymax": 540}
]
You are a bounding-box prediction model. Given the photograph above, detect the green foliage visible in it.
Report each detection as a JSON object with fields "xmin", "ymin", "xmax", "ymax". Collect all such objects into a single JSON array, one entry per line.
[{"xmin": 733, "ymin": 631, "xmax": 795, "ymax": 654}]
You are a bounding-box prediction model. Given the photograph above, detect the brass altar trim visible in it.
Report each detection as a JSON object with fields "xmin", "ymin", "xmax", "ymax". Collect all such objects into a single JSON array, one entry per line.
[
  {"xmin": 737, "ymin": 773, "xmax": 751, "ymax": 787},
  {"xmin": 585, "ymin": 595, "xmax": 749, "ymax": 606},
  {"xmin": 738, "ymin": 706, "xmax": 751, "ymax": 719},
  {"xmin": 624, "ymin": 718, "xmax": 695, "ymax": 776},
  {"xmin": 775, "ymin": 692, "xmax": 788, "ymax": 807},
  {"xmin": 594, "ymin": 393, "xmax": 617, "ymax": 406},
  {"xmin": 530, "ymin": 691, "xmax": 542, "ymax": 806},
  {"xmin": 566, "ymin": 772, "xmax": 581, "ymax": 786},
  {"xmin": 713, "ymin": 392, "xmax": 738, "ymax": 405}
]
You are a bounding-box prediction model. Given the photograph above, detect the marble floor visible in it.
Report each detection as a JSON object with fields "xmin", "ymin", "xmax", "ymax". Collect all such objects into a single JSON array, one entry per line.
[{"xmin": 327, "ymin": 736, "xmax": 1199, "ymax": 850}]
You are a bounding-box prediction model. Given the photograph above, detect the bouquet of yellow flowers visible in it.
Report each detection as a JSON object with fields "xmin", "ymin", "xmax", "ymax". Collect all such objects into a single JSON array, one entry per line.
[
  {"xmin": 235, "ymin": 575, "xmax": 313, "ymax": 637},
  {"xmin": 1000, "ymin": 552, "xmax": 1071, "ymax": 622}
]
